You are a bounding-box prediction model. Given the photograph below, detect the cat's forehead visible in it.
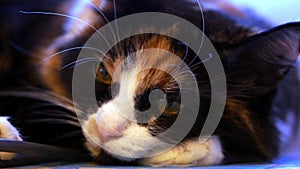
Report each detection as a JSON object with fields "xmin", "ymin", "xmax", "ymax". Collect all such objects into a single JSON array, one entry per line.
[
  {"xmin": 103, "ymin": 35, "xmax": 180, "ymax": 73},
  {"xmin": 102, "ymin": 35, "xmax": 186, "ymax": 94}
]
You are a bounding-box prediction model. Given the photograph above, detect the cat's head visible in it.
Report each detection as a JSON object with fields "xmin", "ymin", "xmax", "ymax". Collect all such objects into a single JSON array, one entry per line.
[{"xmin": 80, "ymin": 23, "xmax": 300, "ymax": 162}]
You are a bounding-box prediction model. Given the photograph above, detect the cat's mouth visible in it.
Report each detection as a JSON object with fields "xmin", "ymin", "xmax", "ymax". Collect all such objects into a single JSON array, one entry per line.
[{"xmin": 83, "ymin": 111, "xmax": 164, "ymax": 161}]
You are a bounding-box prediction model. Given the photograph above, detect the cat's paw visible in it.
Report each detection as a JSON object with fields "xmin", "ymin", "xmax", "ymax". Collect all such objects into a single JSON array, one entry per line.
[
  {"xmin": 140, "ymin": 136, "xmax": 224, "ymax": 167},
  {"xmin": 0, "ymin": 117, "xmax": 22, "ymax": 160},
  {"xmin": 83, "ymin": 114, "xmax": 103, "ymax": 158}
]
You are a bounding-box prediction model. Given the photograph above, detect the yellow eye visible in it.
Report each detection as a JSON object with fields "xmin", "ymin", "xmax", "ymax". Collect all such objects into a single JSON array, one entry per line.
[
  {"xmin": 96, "ymin": 65, "xmax": 112, "ymax": 85},
  {"xmin": 164, "ymin": 102, "xmax": 181, "ymax": 115},
  {"xmin": 157, "ymin": 100, "xmax": 180, "ymax": 115}
]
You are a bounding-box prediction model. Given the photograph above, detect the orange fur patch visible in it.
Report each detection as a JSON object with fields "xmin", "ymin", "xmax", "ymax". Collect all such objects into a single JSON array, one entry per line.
[{"xmin": 103, "ymin": 35, "xmax": 184, "ymax": 95}]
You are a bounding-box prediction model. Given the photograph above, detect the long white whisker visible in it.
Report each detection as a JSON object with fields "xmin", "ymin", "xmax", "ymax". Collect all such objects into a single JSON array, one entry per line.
[
  {"xmin": 113, "ymin": 0, "xmax": 121, "ymax": 42},
  {"xmin": 19, "ymin": 11, "xmax": 112, "ymax": 49},
  {"xmin": 196, "ymin": 0, "xmax": 205, "ymax": 55},
  {"xmin": 177, "ymin": 41, "xmax": 189, "ymax": 68},
  {"xmin": 59, "ymin": 58, "xmax": 99, "ymax": 71},
  {"xmin": 9, "ymin": 41, "xmax": 34, "ymax": 56},
  {"xmin": 186, "ymin": 0, "xmax": 205, "ymax": 67},
  {"xmin": 37, "ymin": 46, "xmax": 104, "ymax": 65},
  {"xmin": 189, "ymin": 53, "xmax": 213, "ymax": 70},
  {"xmin": 86, "ymin": 0, "xmax": 118, "ymax": 42},
  {"xmin": 71, "ymin": 59, "xmax": 100, "ymax": 69}
]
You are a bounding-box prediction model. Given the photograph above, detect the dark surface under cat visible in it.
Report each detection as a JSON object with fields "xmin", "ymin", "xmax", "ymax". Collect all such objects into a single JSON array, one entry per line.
[{"xmin": 9, "ymin": 154, "xmax": 300, "ymax": 169}]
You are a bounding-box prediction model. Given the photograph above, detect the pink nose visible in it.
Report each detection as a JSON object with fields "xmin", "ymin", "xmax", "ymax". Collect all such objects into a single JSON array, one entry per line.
[
  {"xmin": 95, "ymin": 102, "xmax": 130, "ymax": 143},
  {"xmin": 97, "ymin": 122, "xmax": 127, "ymax": 142}
]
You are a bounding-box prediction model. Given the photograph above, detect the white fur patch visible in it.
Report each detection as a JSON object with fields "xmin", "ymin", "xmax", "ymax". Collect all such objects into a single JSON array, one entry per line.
[
  {"xmin": 83, "ymin": 56, "xmax": 160, "ymax": 160},
  {"xmin": 84, "ymin": 113, "xmax": 162, "ymax": 161},
  {"xmin": 0, "ymin": 116, "xmax": 23, "ymax": 160},
  {"xmin": 104, "ymin": 124, "xmax": 158, "ymax": 160},
  {"xmin": 140, "ymin": 136, "xmax": 224, "ymax": 166}
]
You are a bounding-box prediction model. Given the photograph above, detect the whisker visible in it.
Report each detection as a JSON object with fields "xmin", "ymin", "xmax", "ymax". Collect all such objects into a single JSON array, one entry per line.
[
  {"xmin": 177, "ymin": 41, "xmax": 189, "ymax": 66},
  {"xmin": 37, "ymin": 46, "xmax": 104, "ymax": 65},
  {"xmin": 186, "ymin": 0, "xmax": 205, "ymax": 67},
  {"xmin": 196, "ymin": 0, "xmax": 205, "ymax": 54},
  {"xmin": 189, "ymin": 53, "xmax": 213, "ymax": 70},
  {"xmin": 86, "ymin": 0, "xmax": 117, "ymax": 42},
  {"xmin": 70, "ymin": 59, "xmax": 101, "ymax": 69},
  {"xmin": 59, "ymin": 58, "xmax": 100, "ymax": 71},
  {"xmin": 9, "ymin": 41, "xmax": 34, "ymax": 56},
  {"xmin": 172, "ymin": 70, "xmax": 195, "ymax": 80},
  {"xmin": 176, "ymin": 0, "xmax": 209, "ymax": 72},
  {"xmin": 178, "ymin": 51, "xmax": 213, "ymax": 73},
  {"xmin": 19, "ymin": 11, "xmax": 112, "ymax": 49},
  {"xmin": 113, "ymin": 0, "xmax": 121, "ymax": 42}
]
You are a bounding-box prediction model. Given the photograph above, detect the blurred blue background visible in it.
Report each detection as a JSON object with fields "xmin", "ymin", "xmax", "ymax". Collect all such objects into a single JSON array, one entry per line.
[{"xmin": 228, "ymin": 0, "xmax": 300, "ymax": 25}]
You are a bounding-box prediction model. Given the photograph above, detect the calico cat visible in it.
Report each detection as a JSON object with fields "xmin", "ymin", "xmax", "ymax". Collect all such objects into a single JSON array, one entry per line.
[{"xmin": 0, "ymin": 0, "xmax": 300, "ymax": 166}]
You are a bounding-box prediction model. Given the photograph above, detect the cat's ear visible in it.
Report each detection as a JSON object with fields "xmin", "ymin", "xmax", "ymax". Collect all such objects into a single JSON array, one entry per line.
[{"xmin": 229, "ymin": 23, "xmax": 300, "ymax": 93}]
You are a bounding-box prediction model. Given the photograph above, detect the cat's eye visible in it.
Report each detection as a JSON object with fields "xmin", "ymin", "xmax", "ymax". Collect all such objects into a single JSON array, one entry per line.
[
  {"xmin": 96, "ymin": 65, "xmax": 112, "ymax": 85},
  {"xmin": 164, "ymin": 102, "xmax": 181, "ymax": 115},
  {"xmin": 157, "ymin": 100, "xmax": 181, "ymax": 115}
]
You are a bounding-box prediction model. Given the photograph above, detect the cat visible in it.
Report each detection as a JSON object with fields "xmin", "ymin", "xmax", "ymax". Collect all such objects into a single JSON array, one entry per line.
[{"xmin": 0, "ymin": 0, "xmax": 300, "ymax": 166}]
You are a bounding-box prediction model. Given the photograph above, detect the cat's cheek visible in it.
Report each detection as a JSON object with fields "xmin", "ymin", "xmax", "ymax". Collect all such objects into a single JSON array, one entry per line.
[{"xmin": 140, "ymin": 136, "xmax": 224, "ymax": 167}]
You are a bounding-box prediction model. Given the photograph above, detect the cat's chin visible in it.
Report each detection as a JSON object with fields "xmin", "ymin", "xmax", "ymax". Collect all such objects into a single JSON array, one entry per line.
[
  {"xmin": 97, "ymin": 124, "xmax": 160, "ymax": 159},
  {"xmin": 83, "ymin": 113, "xmax": 161, "ymax": 160}
]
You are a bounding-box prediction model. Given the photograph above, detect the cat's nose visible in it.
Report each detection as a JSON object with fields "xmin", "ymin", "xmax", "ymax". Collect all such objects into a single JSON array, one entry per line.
[
  {"xmin": 96, "ymin": 105, "xmax": 129, "ymax": 143},
  {"xmin": 97, "ymin": 121, "xmax": 127, "ymax": 143}
]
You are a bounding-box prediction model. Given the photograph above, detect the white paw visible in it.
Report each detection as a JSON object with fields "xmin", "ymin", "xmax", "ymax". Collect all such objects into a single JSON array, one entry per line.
[
  {"xmin": 83, "ymin": 114, "xmax": 103, "ymax": 158},
  {"xmin": 0, "ymin": 116, "xmax": 22, "ymax": 160},
  {"xmin": 140, "ymin": 136, "xmax": 224, "ymax": 167}
]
